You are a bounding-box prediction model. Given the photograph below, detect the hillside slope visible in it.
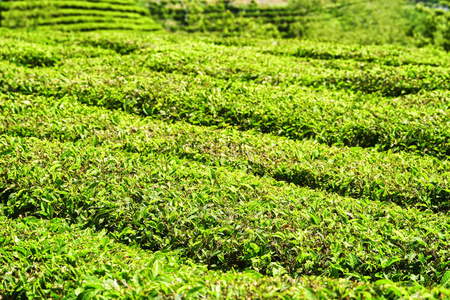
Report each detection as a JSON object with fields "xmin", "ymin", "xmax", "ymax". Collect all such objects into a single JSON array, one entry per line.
[
  {"xmin": 148, "ymin": 0, "xmax": 445, "ymax": 48},
  {"xmin": 0, "ymin": 0, "xmax": 161, "ymax": 31}
]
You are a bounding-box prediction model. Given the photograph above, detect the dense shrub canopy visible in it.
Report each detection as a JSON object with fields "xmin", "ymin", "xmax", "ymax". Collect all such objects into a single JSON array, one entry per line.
[
  {"xmin": 1, "ymin": 28, "xmax": 450, "ymax": 298},
  {"xmin": 0, "ymin": 0, "xmax": 162, "ymax": 31}
]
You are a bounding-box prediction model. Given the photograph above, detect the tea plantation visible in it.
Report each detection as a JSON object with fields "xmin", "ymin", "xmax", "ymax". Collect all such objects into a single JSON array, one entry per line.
[
  {"xmin": 0, "ymin": 0, "xmax": 162, "ymax": 31},
  {"xmin": 1, "ymin": 28, "xmax": 450, "ymax": 299}
]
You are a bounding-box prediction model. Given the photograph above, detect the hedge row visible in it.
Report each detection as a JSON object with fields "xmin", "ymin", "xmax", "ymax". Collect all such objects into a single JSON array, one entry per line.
[
  {"xmin": 0, "ymin": 52, "xmax": 449, "ymax": 157},
  {"xmin": 3, "ymin": 217, "xmax": 448, "ymax": 299},
  {"xmin": 1, "ymin": 94, "xmax": 449, "ymax": 210}
]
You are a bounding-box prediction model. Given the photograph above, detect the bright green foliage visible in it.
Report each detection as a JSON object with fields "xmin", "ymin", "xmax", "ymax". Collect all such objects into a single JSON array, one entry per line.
[
  {"xmin": 1, "ymin": 32, "xmax": 449, "ymax": 157},
  {"xmin": 301, "ymin": 0, "xmax": 418, "ymax": 46},
  {"xmin": 1, "ymin": 95, "xmax": 450, "ymax": 210},
  {"xmin": 413, "ymin": 1, "xmax": 450, "ymax": 50},
  {"xmin": 2, "ymin": 94, "xmax": 450, "ymax": 286},
  {"xmin": 1, "ymin": 29, "xmax": 450, "ymax": 298},
  {"xmin": 0, "ymin": 0, "xmax": 162, "ymax": 31},
  {"xmin": 148, "ymin": 0, "xmax": 444, "ymax": 47},
  {"xmin": 4, "ymin": 217, "xmax": 450, "ymax": 299}
]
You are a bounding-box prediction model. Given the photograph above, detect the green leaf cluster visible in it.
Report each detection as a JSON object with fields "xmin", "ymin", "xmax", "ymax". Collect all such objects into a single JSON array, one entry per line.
[{"xmin": 1, "ymin": 29, "xmax": 450, "ymax": 298}]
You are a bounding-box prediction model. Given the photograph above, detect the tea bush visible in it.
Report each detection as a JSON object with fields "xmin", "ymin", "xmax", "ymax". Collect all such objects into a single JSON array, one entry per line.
[{"xmin": 1, "ymin": 29, "xmax": 450, "ymax": 298}]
